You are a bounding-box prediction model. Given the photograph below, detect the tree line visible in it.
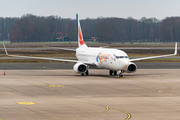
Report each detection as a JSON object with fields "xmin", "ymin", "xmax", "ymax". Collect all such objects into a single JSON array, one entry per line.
[
  {"xmin": 0, "ymin": 17, "xmax": 19, "ymax": 41},
  {"xmin": 0, "ymin": 14, "xmax": 180, "ymax": 43}
]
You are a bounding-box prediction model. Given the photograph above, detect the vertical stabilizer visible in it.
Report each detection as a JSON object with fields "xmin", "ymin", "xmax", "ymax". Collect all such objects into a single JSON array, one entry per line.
[{"xmin": 76, "ymin": 14, "xmax": 88, "ymax": 48}]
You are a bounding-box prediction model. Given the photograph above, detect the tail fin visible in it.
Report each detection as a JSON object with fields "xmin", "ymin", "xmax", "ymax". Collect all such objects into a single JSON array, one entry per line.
[{"xmin": 76, "ymin": 13, "xmax": 88, "ymax": 48}]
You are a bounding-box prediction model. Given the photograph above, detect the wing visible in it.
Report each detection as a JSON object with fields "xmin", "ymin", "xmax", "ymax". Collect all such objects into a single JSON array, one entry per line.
[
  {"xmin": 118, "ymin": 48, "xmax": 151, "ymax": 49},
  {"xmin": 43, "ymin": 46, "xmax": 76, "ymax": 51},
  {"xmin": 130, "ymin": 42, "xmax": 177, "ymax": 62},
  {"xmin": 3, "ymin": 43, "xmax": 95, "ymax": 65}
]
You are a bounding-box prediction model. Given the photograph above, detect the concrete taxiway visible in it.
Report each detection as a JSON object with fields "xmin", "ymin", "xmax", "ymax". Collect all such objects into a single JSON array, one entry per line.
[{"xmin": 0, "ymin": 68, "xmax": 180, "ymax": 120}]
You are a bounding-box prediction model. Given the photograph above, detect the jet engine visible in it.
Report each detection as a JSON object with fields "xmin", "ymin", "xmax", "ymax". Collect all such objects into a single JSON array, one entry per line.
[
  {"xmin": 126, "ymin": 62, "xmax": 137, "ymax": 73},
  {"xmin": 73, "ymin": 62, "xmax": 87, "ymax": 73}
]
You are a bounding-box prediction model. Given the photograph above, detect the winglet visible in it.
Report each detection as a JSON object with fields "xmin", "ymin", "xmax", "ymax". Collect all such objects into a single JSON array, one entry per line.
[
  {"xmin": 174, "ymin": 42, "xmax": 177, "ymax": 55},
  {"xmin": 3, "ymin": 43, "xmax": 9, "ymax": 56}
]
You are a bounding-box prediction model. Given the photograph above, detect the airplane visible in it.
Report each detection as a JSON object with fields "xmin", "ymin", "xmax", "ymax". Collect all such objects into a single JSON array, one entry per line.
[{"xmin": 3, "ymin": 14, "xmax": 178, "ymax": 78}]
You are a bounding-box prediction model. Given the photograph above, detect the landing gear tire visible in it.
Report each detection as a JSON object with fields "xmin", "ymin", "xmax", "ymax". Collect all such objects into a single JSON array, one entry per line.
[
  {"xmin": 109, "ymin": 70, "xmax": 113, "ymax": 76},
  {"xmin": 85, "ymin": 70, "xmax": 89, "ymax": 76},
  {"xmin": 114, "ymin": 71, "xmax": 117, "ymax": 75},
  {"xmin": 81, "ymin": 73, "xmax": 84, "ymax": 76}
]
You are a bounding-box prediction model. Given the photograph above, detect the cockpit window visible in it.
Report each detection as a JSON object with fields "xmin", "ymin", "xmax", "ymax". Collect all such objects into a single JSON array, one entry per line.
[{"xmin": 114, "ymin": 55, "xmax": 128, "ymax": 59}]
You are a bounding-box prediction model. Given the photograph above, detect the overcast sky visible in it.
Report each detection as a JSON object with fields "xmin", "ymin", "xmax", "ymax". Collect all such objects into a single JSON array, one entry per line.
[{"xmin": 1, "ymin": 0, "xmax": 180, "ymax": 20}]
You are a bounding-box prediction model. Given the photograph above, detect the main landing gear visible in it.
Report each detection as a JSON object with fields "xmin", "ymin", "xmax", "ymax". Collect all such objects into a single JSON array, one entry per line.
[
  {"xmin": 109, "ymin": 70, "xmax": 117, "ymax": 76},
  {"xmin": 81, "ymin": 70, "xmax": 89, "ymax": 76},
  {"xmin": 109, "ymin": 70, "xmax": 124, "ymax": 78}
]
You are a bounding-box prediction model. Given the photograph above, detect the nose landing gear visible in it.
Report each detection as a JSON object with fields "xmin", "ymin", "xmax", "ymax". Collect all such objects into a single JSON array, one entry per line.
[
  {"xmin": 118, "ymin": 73, "xmax": 123, "ymax": 78},
  {"xmin": 118, "ymin": 70, "xmax": 124, "ymax": 78}
]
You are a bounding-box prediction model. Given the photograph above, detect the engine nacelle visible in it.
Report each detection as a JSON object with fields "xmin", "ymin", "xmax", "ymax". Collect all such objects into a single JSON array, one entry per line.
[
  {"xmin": 73, "ymin": 62, "xmax": 87, "ymax": 73},
  {"xmin": 126, "ymin": 62, "xmax": 137, "ymax": 73}
]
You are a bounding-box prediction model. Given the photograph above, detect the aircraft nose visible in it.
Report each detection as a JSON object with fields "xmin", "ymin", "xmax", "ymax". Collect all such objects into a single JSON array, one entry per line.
[{"xmin": 119, "ymin": 59, "xmax": 129, "ymax": 70}]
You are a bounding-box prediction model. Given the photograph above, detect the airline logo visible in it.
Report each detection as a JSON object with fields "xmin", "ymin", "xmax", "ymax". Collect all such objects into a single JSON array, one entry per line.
[
  {"xmin": 96, "ymin": 52, "xmax": 110, "ymax": 64},
  {"xmin": 79, "ymin": 26, "xmax": 85, "ymax": 45}
]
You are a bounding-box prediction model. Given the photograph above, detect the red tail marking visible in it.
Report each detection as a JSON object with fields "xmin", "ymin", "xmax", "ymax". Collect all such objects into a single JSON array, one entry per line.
[{"xmin": 79, "ymin": 26, "xmax": 84, "ymax": 45}]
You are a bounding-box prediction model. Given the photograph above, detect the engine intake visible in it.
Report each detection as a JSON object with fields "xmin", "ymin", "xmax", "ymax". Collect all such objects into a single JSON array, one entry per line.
[
  {"xmin": 126, "ymin": 62, "xmax": 137, "ymax": 73},
  {"xmin": 73, "ymin": 62, "xmax": 87, "ymax": 73}
]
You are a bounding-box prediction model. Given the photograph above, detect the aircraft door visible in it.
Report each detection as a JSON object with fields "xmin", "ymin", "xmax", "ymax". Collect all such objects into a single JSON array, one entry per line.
[
  {"xmin": 109, "ymin": 55, "xmax": 114, "ymax": 65},
  {"xmin": 109, "ymin": 54, "xmax": 118, "ymax": 70}
]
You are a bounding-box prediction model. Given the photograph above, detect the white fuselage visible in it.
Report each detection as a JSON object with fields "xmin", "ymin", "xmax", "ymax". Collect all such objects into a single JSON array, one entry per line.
[{"xmin": 76, "ymin": 47, "xmax": 130, "ymax": 71}]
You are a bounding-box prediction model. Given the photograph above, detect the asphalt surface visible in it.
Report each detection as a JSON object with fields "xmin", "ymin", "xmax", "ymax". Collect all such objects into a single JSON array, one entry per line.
[{"xmin": 0, "ymin": 62, "xmax": 179, "ymax": 70}]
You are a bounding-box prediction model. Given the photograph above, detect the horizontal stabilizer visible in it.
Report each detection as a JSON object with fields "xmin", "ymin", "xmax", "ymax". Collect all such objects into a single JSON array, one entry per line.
[{"xmin": 43, "ymin": 46, "xmax": 76, "ymax": 51}]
